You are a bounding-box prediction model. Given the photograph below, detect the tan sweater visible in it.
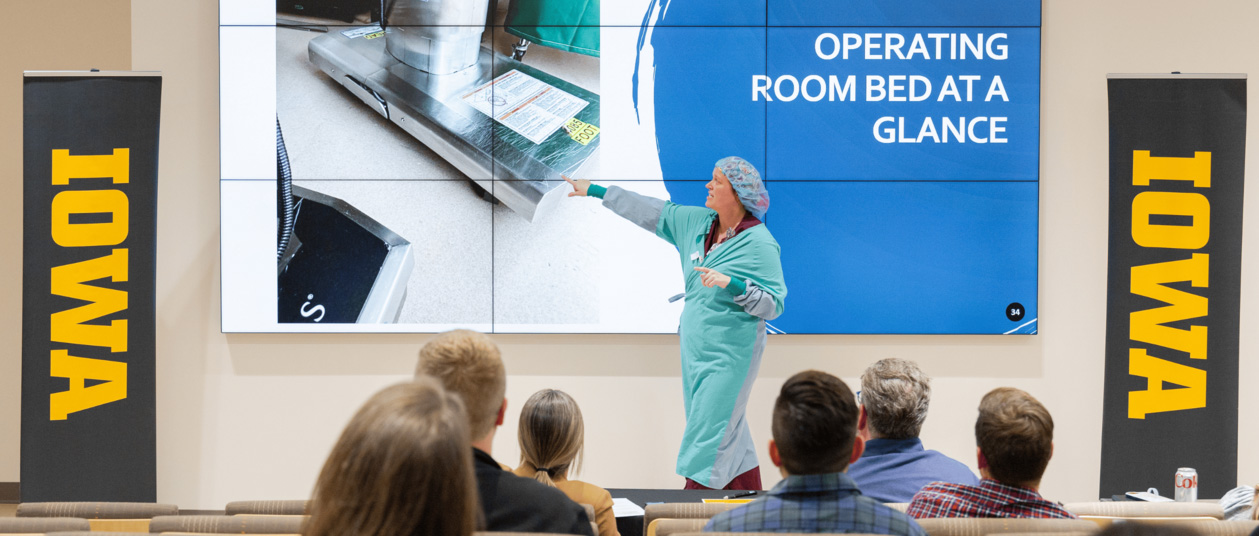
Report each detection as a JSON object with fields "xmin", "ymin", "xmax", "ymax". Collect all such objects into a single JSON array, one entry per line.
[{"xmin": 514, "ymin": 463, "xmax": 620, "ymax": 536}]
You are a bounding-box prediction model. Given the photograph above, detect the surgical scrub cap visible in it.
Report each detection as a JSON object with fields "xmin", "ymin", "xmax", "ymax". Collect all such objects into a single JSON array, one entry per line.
[{"xmin": 715, "ymin": 156, "xmax": 769, "ymax": 220}]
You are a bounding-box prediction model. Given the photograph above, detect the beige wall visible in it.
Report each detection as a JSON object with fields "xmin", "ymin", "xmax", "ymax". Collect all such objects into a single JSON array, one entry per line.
[
  {"xmin": 0, "ymin": 0, "xmax": 133, "ymax": 485},
  {"xmin": 2, "ymin": 0, "xmax": 1256, "ymax": 508}
]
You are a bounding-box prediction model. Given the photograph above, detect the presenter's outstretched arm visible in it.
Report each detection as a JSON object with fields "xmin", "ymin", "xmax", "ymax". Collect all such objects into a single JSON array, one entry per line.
[
  {"xmin": 564, "ymin": 175, "xmax": 780, "ymax": 320},
  {"xmin": 563, "ymin": 175, "xmax": 665, "ymax": 233}
]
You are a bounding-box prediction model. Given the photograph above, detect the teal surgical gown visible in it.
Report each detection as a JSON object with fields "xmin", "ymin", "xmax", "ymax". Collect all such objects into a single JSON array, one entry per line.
[{"xmin": 592, "ymin": 184, "xmax": 787, "ymax": 488}]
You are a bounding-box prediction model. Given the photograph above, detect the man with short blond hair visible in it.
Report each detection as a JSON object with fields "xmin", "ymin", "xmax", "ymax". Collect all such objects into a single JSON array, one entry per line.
[
  {"xmin": 417, "ymin": 330, "xmax": 593, "ymax": 535},
  {"xmin": 906, "ymin": 387, "xmax": 1074, "ymax": 519},
  {"xmin": 848, "ymin": 358, "xmax": 977, "ymax": 502},
  {"xmin": 416, "ymin": 329, "xmax": 506, "ymax": 441}
]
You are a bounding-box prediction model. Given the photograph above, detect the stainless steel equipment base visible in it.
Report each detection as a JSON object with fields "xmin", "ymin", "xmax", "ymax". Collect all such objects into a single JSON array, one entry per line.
[
  {"xmin": 308, "ymin": 27, "xmax": 601, "ymax": 222},
  {"xmin": 279, "ymin": 185, "xmax": 414, "ymax": 324}
]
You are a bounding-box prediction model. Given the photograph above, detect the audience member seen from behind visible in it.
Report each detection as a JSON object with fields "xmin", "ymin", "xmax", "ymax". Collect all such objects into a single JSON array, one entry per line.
[
  {"xmin": 907, "ymin": 387, "xmax": 1075, "ymax": 519},
  {"xmin": 514, "ymin": 389, "xmax": 620, "ymax": 536},
  {"xmin": 704, "ymin": 370, "xmax": 926, "ymax": 535},
  {"xmin": 305, "ymin": 379, "xmax": 476, "ymax": 536},
  {"xmin": 848, "ymin": 358, "xmax": 978, "ymax": 503},
  {"xmin": 417, "ymin": 330, "xmax": 594, "ymax": 535}
]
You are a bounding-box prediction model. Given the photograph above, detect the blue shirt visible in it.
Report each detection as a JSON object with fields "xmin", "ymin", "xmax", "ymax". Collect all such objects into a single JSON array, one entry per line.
[
  {"xmin": 847, "ymin": 438, "xmax": 979, "ymax": 503},
  {"xmin": 703, "ymin": 472, "xmax": 926, "ymax": 535}
]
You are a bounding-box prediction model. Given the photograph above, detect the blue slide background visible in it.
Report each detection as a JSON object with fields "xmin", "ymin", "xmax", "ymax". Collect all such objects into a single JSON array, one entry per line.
[{"xmin": 642, "ymin": 0, "xmax": 1041, "ymax": 334}]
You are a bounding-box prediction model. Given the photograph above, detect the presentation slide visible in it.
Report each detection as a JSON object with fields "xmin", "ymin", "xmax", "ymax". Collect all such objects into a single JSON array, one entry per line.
[{"xmin": 219, "ymin": 0, "xmax": 1041, "ymax": 334}]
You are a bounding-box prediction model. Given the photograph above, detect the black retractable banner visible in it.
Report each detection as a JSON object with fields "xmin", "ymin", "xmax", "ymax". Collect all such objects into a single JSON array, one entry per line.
[
  {"xmin": 1102, "ymin": 76, "xmax": 1245, "ymax": 499},
  {"xmin": 21, "ymin": 74, "xmax": 161, "ymax": 501}
]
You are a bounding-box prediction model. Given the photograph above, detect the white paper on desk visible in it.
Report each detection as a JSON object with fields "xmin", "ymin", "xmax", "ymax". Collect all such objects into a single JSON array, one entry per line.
[{"xmin": 612, "ymin": 498, "xmax": 645, "ymax": 518}]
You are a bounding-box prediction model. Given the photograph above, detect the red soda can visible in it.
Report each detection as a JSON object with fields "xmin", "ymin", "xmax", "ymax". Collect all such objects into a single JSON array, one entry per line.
[{"xmin": 1174, "ymin": 468, "xmax": 1198, "ymax": 502}]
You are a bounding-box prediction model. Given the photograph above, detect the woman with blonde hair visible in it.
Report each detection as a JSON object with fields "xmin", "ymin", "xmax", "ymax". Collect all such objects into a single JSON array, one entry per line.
[
  {"xmin": 305, "ymin": 378, "xmax": 478, "ymax": 536},
  {"xmin": 514, "ymin": 389, "xmax": 619, "ymax": 536}
]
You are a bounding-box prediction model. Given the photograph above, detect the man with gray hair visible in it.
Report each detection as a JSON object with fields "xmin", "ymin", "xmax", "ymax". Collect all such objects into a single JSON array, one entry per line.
[{"xmin": 847, "ymin": 358, "xmax": 977, "ymax": 503}]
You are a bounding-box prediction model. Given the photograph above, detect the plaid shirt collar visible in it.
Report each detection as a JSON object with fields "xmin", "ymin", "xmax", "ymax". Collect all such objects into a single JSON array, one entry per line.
[
  {"xmin": 710, "ymin": 470, "xmax": 927, "ymax": 536},
  {"xmin": 976, "ymin": 478, "xmax": 1046, "ymax": 503},
  {"xmin": 906, "ymin": 477, "xmax": 1075, "ymax": 520},
  {"xmin": 770, "ymin": 471, "xmax": 862, "ymax": 496}
]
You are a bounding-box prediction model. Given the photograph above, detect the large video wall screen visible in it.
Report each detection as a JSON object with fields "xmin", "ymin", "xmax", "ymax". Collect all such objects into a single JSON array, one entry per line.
[{"xmin": 220, "ymin": 0, "xmax": 1041, "ymax": 334}]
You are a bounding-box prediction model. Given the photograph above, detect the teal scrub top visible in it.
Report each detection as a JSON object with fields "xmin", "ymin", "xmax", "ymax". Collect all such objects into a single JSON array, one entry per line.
[{"xmin": 656, "ymin": 202, "xmax": 787, "ymax": 487}]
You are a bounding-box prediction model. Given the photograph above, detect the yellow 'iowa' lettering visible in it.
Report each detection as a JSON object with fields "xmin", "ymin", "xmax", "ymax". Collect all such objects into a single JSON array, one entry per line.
[
  {"xmin": 47, "ymin": 149, "xmax": 133, "ymax": 419},
  {"xmin": 51, "ymin": 248, "xmax": 129, "ymax": 353},
  {"xmin": 51, "ymin": 189, "xmax": 130, "ymax": 248},
  {"xmin": 1128, "ymin": 348, "xmax": 1206, "ymax": 419},
  {"xmin": 51, "ymin": 148, "xmax": 130, "ymax": 185},
  {"xmin": 1132, "ymin": 151, "xmax": 1211, "ymax": 188},
  {"xmin": 1129, "ymin": 253, "xmax": 1208, "ymax": 360},
  {"xmin": 1131, "ymin": 191, "xmax": 1209, "ymax": 250},
  {"xmin": 49, "ymin": 349, "xmax": 127, "ymax": 420},
  {"xmin": 1128, "ymin": 150, "xmax": 1211, "ymax": 420}
]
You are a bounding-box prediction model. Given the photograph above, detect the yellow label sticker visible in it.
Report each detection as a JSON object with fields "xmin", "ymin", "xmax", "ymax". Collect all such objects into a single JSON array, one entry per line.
[
  {"xmin": 364, "ymin": 31, "xmax": 384, "ymax": 40},
  {"xmin": 564, "ymin": 117, "xmax": 600, "ymax": 145}
]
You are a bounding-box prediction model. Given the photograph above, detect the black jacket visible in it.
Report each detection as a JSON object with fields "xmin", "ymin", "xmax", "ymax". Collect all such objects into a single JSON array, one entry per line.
[{"xmin": 473, "ymin": 448, "xmax": 594, "ymax": 535}]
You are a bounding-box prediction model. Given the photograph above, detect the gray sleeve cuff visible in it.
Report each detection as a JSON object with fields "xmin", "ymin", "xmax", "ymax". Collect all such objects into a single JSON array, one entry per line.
[
  {"xmin": 733, "ymin": 281, "xmax": 781, "ymax": 320},
  {"xmin": 602, "ymin": 185, "xmax": 666, "ymax": 233}
]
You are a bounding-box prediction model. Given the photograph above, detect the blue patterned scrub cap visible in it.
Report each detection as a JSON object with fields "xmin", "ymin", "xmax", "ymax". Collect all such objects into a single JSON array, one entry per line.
[{"xmin": 715, "ymin": 156, "xmax": 769, "ymax": 219}]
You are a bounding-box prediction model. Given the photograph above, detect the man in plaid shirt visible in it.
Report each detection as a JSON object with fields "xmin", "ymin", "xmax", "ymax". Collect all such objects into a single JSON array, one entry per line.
[
  {"xmin": 907, "ymin": 388, "xmax": 1074, "ymax": 519},
  {"xmin": 704, "ymin": 370, "xmax": 926, "ymax": 535}
]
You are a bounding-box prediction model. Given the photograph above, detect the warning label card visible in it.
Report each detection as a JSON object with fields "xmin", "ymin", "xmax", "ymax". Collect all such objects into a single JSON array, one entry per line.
[{"xmin": 462, "ymin": 70, "xmax": 589, "ymax": 145}]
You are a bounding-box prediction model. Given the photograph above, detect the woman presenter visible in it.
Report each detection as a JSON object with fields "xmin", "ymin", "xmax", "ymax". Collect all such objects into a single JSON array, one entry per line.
[{"xmin": 564, "ymin": 156, "xmax": 786, "ymax": 490}]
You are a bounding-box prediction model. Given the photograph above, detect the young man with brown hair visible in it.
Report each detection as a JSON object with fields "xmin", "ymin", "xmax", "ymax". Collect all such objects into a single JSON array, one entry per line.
[
  {"xmin": 704, "ymin": 370, "xmax": 925, "ymax": 534},
  {"xmin": 416, "ymin": 330, "xmax": 594, "ymax": 535},
  {"xmin": 906, "ymin": 387, "xmax": 1074, "ymax": 519}
]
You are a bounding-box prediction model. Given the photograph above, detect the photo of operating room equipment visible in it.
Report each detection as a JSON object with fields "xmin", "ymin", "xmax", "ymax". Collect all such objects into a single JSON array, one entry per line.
[{"xmin": 273, "ymin": 0, "xmax": 608, "ymax": 327}]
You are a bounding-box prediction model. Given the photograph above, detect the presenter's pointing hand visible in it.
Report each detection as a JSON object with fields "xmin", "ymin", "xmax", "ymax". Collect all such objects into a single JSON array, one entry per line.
[
  {"xmin": 563, "ymin": 175, "xmax": 590, "ymax": 197},
  {"xmin": 694, "ymin": 267, "xmax": 731, "ymax": 289}
]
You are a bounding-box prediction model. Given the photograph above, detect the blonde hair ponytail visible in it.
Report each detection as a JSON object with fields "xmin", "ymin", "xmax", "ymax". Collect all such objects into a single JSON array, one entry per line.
[{"xmin": 517, "ymin": 389, "xmax": 584, "ymax": 488}]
